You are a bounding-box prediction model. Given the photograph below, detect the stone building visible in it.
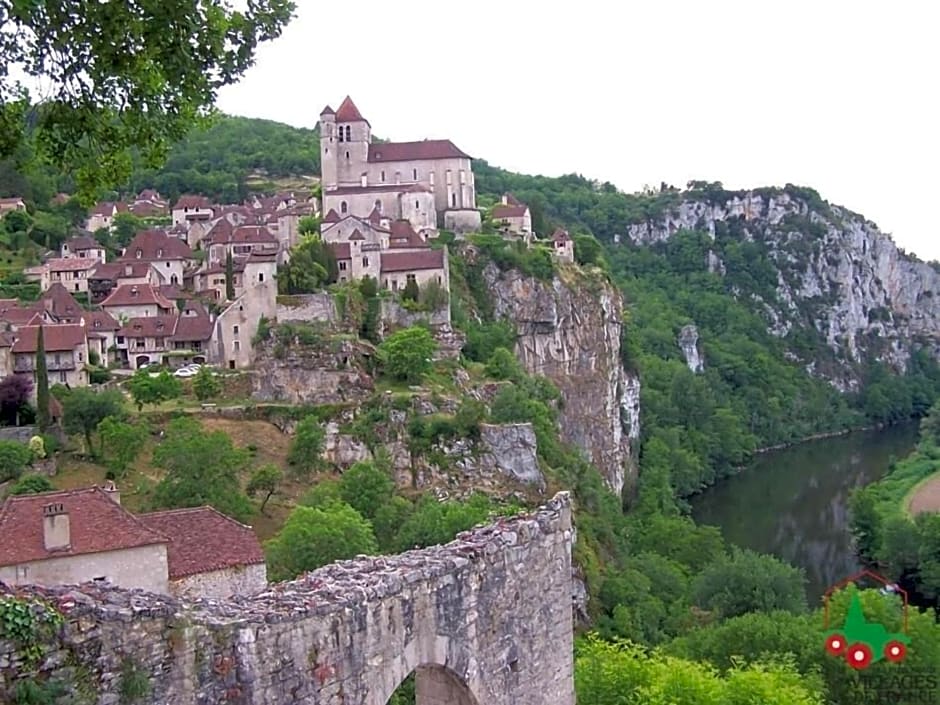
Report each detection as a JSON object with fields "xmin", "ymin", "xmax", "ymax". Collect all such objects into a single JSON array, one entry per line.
[
  {"xmin": 27, "ymin": 258, "xmax": 97, "ymax": 294},
  {"xmin": 60, "ymin": 235, "xmax": 106, "ymax": 263},
  {"xmin": 0, "ymin": 485, "xmax": 266, "ymax": 599},
  {"xmin": 491, "ymin": 193, "xmax": 533, "ymax": 238},
  {"xmin": 171, "ymin": 195, "xmax": 213, "ymax": 226},
  {"xmin": 11, "ymin": 324, "xmax": 89, "ymax": 392},
  {"xmin": 551, "ymin": 228, "xmax": 575, "ymax": 263},
  {"xmin": 319, "ymin": 96, "xmax": 481, "ymax": 233}
]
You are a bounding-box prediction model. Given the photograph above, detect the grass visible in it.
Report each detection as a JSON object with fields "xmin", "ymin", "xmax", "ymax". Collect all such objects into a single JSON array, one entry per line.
[{"xmin": 902, "ymin": 467, "xmax": 940, "ymax": 516}]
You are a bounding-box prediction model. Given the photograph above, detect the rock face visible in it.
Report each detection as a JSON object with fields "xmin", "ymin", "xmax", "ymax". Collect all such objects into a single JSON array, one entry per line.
[
  {"xmin": 484, "ymin": 264, "xmax": 640, "ymax": 497},
  {"xmin": 625, "ymin": 190, "xmax": 940, "ymax": 389},
  {"xmin": 0, "ymin": 494, "xmax": 576, "ymax": 705},
  {"xmin": 477, "ymin": 422, "xmax": 544, "ymax": 489},
  {"xmin": 678, "ymin": 324, "xmax": 704, "ymax": 373}
]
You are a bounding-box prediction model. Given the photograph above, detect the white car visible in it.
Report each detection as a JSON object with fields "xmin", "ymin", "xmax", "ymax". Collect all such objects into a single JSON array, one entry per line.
[{"xmin": 173, "ymin": 367, "xmax": 198, "ymax": 378}]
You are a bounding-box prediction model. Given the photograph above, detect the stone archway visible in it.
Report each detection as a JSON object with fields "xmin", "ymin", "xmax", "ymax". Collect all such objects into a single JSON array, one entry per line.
[{"xmin": 412, "ymin": 665, "xmax": 479, "ymax": 705}]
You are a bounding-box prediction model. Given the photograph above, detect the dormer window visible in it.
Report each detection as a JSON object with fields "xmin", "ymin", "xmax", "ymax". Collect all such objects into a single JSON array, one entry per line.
[
  {"xmin": 157, "ymin": 249, "xmax": 163, "ymax": 258},
  {"xmin": 135, "ymin": 249, "xmax": 142, "ymax": 258}
]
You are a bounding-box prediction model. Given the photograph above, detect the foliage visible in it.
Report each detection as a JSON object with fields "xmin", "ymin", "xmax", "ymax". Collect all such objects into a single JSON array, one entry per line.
[
  {"xmin": 150, "ymin": 417, "xmax": 252, "ymax": 521},
  {"xmin": 27, "ymin": 436, "xmax": 45, "ymax": 459},
  {"xmin": 12, "ymin": 678, "xmax": 67, "ymax": 705},
  {"xmin": 690, "ymin": 548, "xmax": 807, "ymax": 619},
  {"xmin": 393, "ymin": 493, "xmax": 494, "ymax": 552},
  {"xmin": 338, "ymin": 461, "xmax": 395, "ymax": 520},
  {"xmin": 378, "ymin": 326, "xmax": 437, "ymax": 383},
  {"xmin": 246, "ymin": 464, "xmax": 282, "ymax": 514},
  {"xmin": 468, "ymin": 233, "xmax": 555, "ymax": 281},
  {"xmin": 419, "ymin": 279, "xmax": 449, "ymax": 311},
  {"xmin": 0, "ymin": 374, "xmax": 32, "ymax": 425},
  {"xmin": 97, "ymin": 416, "xmax": 148, "ymax": 479},
  {"xmin": 9, "ymin": 473, "xmax": 54, "ymax": 495},
  {"xmin": 35, "ymin": 326, "xmax": 49, "ymax": 430},
  {"xmin": 60, "ymin": 388, "xmax": 124, "ymax": 456},
  {"xmin": 265, "ymin": 503, "xmax": 378, "ymax": 582},
  {"xmin": 401, "ymin": 276, "xmax": 419, "ymax": 302},
  {"xmin": 278, "ymin": 237, "xmax": 338, "ymax": 294},
  {"xmin": 127, "ymin": 369, "xmax": 181, "ymax": 411},
  {"xmin": 118, "ymin": 658, "xmax": 150, "ymax": 704},
  {"xmin": 0, "ymin": 596, "xmax": 64, "ymax": 666},
  {"xmin": 287, "ymin": 415, "xmax": 326, "ymax": 477},
  {"xmin": 461, "ymin": 320, "xmax": 516, "ymax": 363},
  {"xmin": 0, "ymin": 441, "xmax": 34, "ymax": 482},
  {"xmin": 192, "ymin": 366, "xmax": 222, "ymax": 401},
  {"xmin": 225, "ymin": 251, "xmax": 235, "ymax": 300},
  {"xmin": 485, "ymin": 346, "xmax": 524, "ymax": 382},
  {"xmin": 574, "ymin": 635, "xmax": 823, "ymax": 705},
  {"xmin": 0, "ymin": 0, "xmax": 295, "ymax": 200}
]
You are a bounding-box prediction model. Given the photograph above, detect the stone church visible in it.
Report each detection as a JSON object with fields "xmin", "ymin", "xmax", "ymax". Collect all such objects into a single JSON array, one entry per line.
[{"xmin": 319, "ymin": 96, "xmax": 482, "ymax": 234}]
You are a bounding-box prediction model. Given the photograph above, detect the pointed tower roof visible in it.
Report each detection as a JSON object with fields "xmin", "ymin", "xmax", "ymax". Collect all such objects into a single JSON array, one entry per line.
[
  {"xmin": 335, "ymin": 96, "xmax": 369, "ymax": 126},
  {"xmin": 320, "ymin": 105, "xmax": 335, "ymax": 116},
  {"xmin": 323, "ymin": 208, "xmax": 341, "ymax": 223},
  {"xmin": 349, "ymin": 229, "xmax": 365, "ymax": 241}
]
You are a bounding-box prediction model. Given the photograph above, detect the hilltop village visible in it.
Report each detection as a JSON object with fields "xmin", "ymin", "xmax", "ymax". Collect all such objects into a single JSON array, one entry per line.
[{"xmin": 0, "ymin": 97, "xmax": 577, "ymax": 600}]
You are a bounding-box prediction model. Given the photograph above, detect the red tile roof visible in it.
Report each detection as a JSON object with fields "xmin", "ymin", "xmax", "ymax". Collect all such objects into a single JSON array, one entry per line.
[
  {"xmin": 552, "ymin": 228, "xmax": 572, "ymax": 243},
  {"xmin": 172, "ymin": 302, "xmax": 214, "ymax": 342},
  {"xmin": 100, "ymin": 283, "xmax": 174, "ymax": 310},
  {"xmin": 335, "ymin": 96, "xmax": 369, "ymax": 125},
  {"xmin": 231, "ymin": 226, "xmax": 277, "ymax": 244},
  {"xmin": 329, "ymin": 242, "xmax": 351, "ymax": 260},
  {"xmin": 11, "ymin": 324, "xmax": 86, "ymax": 353},
  {"xmin": 387, "ymin": 221, "xmax": 427, "ymax": 249},
  {"xmin": 492, "ymin": 205, "xmax": 529, "ymax": 219},
  {"xmin": 129, "ymin": 201, "xmax": 166, "ymax": 217},
  {"xmin": 368, "ymin": 139, "xmax": 470, "ymax": 163},
  {"xmin": 381, "ymin": 249, "xmax": 445, "ymax": 273},
  {"xmin": 89, "ymin": 201, "xmax": 123, "ymax": 217},
  {"xmin": 118, "ymin": 315, "xmax": 177, "ymax": 338},
  {"xmin": 90, "ymin": 261, "xmax": 152, "ymax": 280},
  {"xmin": 348, "ymin": 229, "xmax": 365, "ymax": 241},
  {"xmin": 322, "ymin": 209, "xmax": 341, "ymax": 223},
  {"xmin": 122, "ymin": 230, "xmax": 193, "ymax": 261},
  {"xmin": 45, "ymin": 258, "xmax": 97, "ymax": 272},
  {"xmin": 40, "ymin": 283, "xmax": 83, "ymax": 322},
  {"xmin": 138, "ymin": 506, "xmax": 265, "ymax": 579},
  {"xmin": 0, "ymin": 307, "xmax": 42, "ymax": 327},
  {"xmin": 86, "ymin": 309, "xmax": 120, "ymax": 332},
  {"xmin": 503, "ymin": 193, "xmax": 522, "ymax": 206},
  {"xmin": 174, "ymin": 195, "xmax": 212, "ymax": 210},
  {"xmin": 0, "ymin": 487, "xmax": 168, "ymax": 567},
  {"xmin": 63, "ymin": 235, "xmax": 99, "ymax": 251}
]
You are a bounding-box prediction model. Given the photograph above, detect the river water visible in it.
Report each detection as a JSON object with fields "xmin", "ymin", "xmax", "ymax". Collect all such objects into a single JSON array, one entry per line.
[{"xmin": 691, "ymin": 424, "xmax": 920, "ymax": 607}]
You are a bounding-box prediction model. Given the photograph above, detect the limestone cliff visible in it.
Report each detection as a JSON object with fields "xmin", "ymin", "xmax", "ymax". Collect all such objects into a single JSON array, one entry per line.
[
  {"xmin": 482, "ymin": 262, "xmax": 640, "ymax": 497},
  {"xmin": 622, "ymin": 188, "xmax": 940, "ymax": 389}
]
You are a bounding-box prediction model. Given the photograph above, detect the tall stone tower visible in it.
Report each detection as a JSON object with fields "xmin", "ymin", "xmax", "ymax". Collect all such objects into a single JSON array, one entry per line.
[
  {"xmin": 318, "ymin": 105, "xmax": 337, "ymax": 191},
  {"xmin": 333, "ymin": 96, "xmax": 371, "ymax": 187}
]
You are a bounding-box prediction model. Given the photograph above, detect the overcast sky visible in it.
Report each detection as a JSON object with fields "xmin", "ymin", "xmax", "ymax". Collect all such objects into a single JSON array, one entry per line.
[{"xmin": 217, "ymin": 0, "xmax": 940, "ymax": 261}]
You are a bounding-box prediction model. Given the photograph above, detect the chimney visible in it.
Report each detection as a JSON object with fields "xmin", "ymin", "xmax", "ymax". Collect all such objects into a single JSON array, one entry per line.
[
  {"xmin": 102, "ymin": 480, "xmax": 121, "ymax": 505},
  {"xmin": 42, "ymin": 502, "xmax": 70, "ymax": 551}
]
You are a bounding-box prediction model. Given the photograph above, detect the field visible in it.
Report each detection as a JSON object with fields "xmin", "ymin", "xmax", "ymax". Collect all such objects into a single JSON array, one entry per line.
[{"xmin": 906, "ymin": 470, "xmax": 940, "ymax": 516}]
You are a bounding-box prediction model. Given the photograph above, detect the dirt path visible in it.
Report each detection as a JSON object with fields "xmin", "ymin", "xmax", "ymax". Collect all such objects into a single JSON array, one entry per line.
[{"xmin": 908, "ymin": 472, "xmax": 940, "ymax": 516}]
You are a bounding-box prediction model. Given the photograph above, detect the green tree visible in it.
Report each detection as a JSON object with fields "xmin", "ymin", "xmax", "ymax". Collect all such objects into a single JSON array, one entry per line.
[
  {"xmin": 265, "ymin": 503, "xmax": 378, "ymax": 581},
  {"xmin": 9, "ymin": 473, "xmax": 54, "ymax": 495},
  {"xmin": 61, "ymin": 388, "xmax": 124, "ymax": 456},
  {"xmin": 287, "ymin": 415, "xmax": 326, "ymax": 477},
  {"xmin": 150, "ymin": 417, "xmax": 252, "ymax": 521},
  {"xmin": 35, "ymin": 325, "xmax": 50, "ymax": 431},
  {"xmin": 0, "ymin": 440, "xmax": 34, "ymax": 482},
  {"xmin": 246, "ymin": 464, "xmax": 282, "ymax": 514},
  {"xmin": 393, "ymin": 494, "xmax": 493, "ymax": 552},
  {"xmin": 192, "ymin": 366, "xmax": 222, "ymax": 401},
  {"xmin": 691, "ymin": 548, "xmax": 807, "ymax": 619},
  {"xmin": 401, "ymin": 276, "xmax": 419, "ymax": 302},
  {"xmin": 378, "ymin": 326, "xmax": 437, "ymax": 383},
  {"xmin": 298, "ymin": 215, "xmax": 320, "ymax": 235},
  {"xmin": 279, "ymin": 237, "xmax": 338, "ymax": 294},
  {"xmin": 127, "ymin": 369, "xmax": 181, "ymax": 411},
  {"xmin": 0, "ymin": 0, "xmax": 296, "ymax": 200},
  {"xmin": 111, "ymin": 212, "xmax": 143, "ymax": 248},
  {"xmin": 225, "ymin": 251, "xmax": 235, "ymax": 300},
  {"xmin": 97, "ymin": 417, "xmax": 148, "ymax": 479},
  {"xmin": 338, "ymin": 461, "xmax": 395, "ymax": 520}
]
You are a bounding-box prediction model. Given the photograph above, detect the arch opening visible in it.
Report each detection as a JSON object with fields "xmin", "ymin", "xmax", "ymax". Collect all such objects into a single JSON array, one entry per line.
[{"xmin": 383, "ymin": 664, "xmax": 479, "ymax": 705}]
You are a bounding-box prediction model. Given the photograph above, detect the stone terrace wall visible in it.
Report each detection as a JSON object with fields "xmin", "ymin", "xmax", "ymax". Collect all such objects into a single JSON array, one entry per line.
[{"xmin": 0, "ymin": 493, "xmax": 575, "ymax": 705}]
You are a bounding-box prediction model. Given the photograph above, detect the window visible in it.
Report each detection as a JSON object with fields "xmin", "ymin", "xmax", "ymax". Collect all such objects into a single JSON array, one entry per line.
[
  {"xmin": 58, "ymin": 371, "xmax": 67, "ymax": 382},
  {"xmin": 339, "ymin": 261, "xmax": 348, "ymax": 271},
  {"xmin": 413, "ymin": 168, "xmax": 418, "ymax": 180},
  {"xmin": 429, "ymin": 171, "xmax": 435, "ymax": 185},
  {"xmin": 452, "ymin": 193, "xmax": 457, "ymax": 207},
  {"xmin": 406, "ymin": 274, "xmax": 417, "ymax": 284},
  {"xmin": 233, "ymin": 341, "xmax": 240, "ymax": 351},
  {"xmin": 415, "ymin": 200, "xmax": 420, "ymax": 210},
  {"xmin": 136, "ymin": 249, "xmax": 142, "ymax": 258},
  {"xmin": 374, "ymin": 199, "xmax": 382, "ymax": 212},
  {"xmin": 116, "ymin": 336, "xmax": 124, "ymax": 344},
  {"xmin": 16, "ymin": 566, "xmax": 27, "ymax": 581},
  {"xmin": 155, "ymin": 337, "xmax": 165, "ymax": 348},
  {"xmin": 345, "ymin": 151, "xmax": 350, "ymax": 160},
  {"xmin": 345, "ymin": 125, "xmax": 351, "ymax": 141},
  {"xmin": 78, "ymin": 352, "xmax": 83, "ymax": 362},
  {"xmin": 157, "ymin": 249, "xmax": 163, "ymax": 257},
  {"xmin": 459, "ymin": 170, "xmax": 466, "ymax": 184},
  {"xmin": 380, "ymin": 170, "xmax": 385, "ymax": 182},
  {"xmin": 338, "ymin": 126, "xmax": 344, "ymax": 142},
  {"xmin": 229, "ymin": 360, "xmax": 235, "ymax": 370},
  {"xmin": 259, "ymin": 272, "xmax": 264, "ymax": 282},
  {"xmin": 340, "ymin": 201, "xmax": 348, "ymax": 214},
  {"xmin": 362, "ymin": 256, "xmax": 369, "ymax": 267},
  {"xmin": 233, "ymin": 325, "xmax": 240, "ymax": 335},
  {"xmin": 446, "ymin": 170, "xmax": 452, "ymax": 185}
]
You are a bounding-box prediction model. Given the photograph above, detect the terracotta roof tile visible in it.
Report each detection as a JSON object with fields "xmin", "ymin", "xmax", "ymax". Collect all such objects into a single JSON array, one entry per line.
[
  {"xmin": 40, "ymin": 283, "xmax": 83, "ymax": 322},
  {"xmin": 381, "ymin": 249, "xmax": 445, "ymax": 273},
  {"xmin": 138, "ymin": 506, "xmax": 264, "ymax": 579},
  {"xmin": 330, "ymin": 242, "xmax": 351, "ymax": 260},
  {"xmin": 101, "ymin": 283, "xmax": 174, "ymax": 310},
  {"xmin": 86, "ymin": 309, "xmax": 120, "ymax": 332},
  {"xmin": 45, "ymin": 258, "xmax": 97, "ymax": 273},
  {"xmin": 368, "ymin": 139, "xmax": 470, "ymax": 163},
  {"xmin": 172, "ymin": 302, "xmax": 213, "ymax": 342},
  {"xmin": 0, "ymin": 307, "xmax": 42, "ymax": 327},
  {"xmin": 335, "ymin": 96, "xmax": 368, "ymax": 125},
  {"xmin": 91, "ymin": 261, "xmax": 152, "ymax": 280},
  {"xmin": 0, "ymin": 487, "xmax": 168, "ymax": 567},
  {"xmin": 122, "ymin": 230, "xmax": 193, "ymax": 261},
  {"xmin": 11, "ymin": 324, "xmax": 86, "ymax": 353},
  {"xmin": 552, "ymin": 228, "xmax": 572, "ymax": 243},
  {"xmin": 387, "ymin": 221, "xmax": 427, "ymax": 249},
  {"xmin": 118, "ymin": 315, "xmax": 177, "ymax": 338},
  {"xmin": 492, "ymin": 205, "xmax": 528, "ymax": 219},
  {"xmin": 63, "ymin": 235, "xmax": 99, "ymax": 251},
  {"xmin": 322, "ymin": 209, "xmax": 341, "ymax": 223},
  {"xmin": 174, "ymin": 195, "xmax": 212, "ymax": 210}
]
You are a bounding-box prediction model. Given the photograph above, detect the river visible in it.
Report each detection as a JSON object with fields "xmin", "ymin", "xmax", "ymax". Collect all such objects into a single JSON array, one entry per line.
[{"xmin": 690, "ymin": 424, "xmax": 920, "ymax": 606}]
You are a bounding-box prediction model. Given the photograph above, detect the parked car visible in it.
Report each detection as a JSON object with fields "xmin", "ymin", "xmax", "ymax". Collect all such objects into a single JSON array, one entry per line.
[{"xmin": 173, "ymin": 367, "xmax": 198, "ymax": 378}]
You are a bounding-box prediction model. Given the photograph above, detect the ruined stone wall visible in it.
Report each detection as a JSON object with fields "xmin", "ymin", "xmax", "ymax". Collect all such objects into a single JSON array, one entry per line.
[
  {"xmin": 169, "ymin": 563, "xmax": 267, "ymax": 601},
  {"xmin": 0, "ymin": 493, "xmax": 575, "ymax": 705}
]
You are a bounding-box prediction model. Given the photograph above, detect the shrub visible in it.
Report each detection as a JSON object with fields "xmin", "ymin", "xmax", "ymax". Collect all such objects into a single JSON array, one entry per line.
[{"xmin": 0, "ymin": 441, "xmax": 34, "ymax": 482}]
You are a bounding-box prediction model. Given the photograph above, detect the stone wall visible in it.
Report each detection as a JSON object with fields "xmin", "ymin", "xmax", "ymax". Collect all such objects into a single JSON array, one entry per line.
[
  {"xmin": 0, "ymin": 493, "xmax": 575, "ymax": 705},
  {"xmin": 0, "ymin": 424, "xmax": 37, "ymax": 443},
  {"xmin": 169, "ymin": 563, "xmax": 267, "ymax": 601},
  {"xmin": 380, "ymin": 299, "xmax": 451, "ymax": 331},
  {"xmin": 276, "ymin": 293, "xmax": 337, "ymax": 324}
]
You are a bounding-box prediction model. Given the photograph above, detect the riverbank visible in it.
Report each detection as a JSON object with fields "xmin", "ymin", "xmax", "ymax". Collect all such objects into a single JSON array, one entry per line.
[
  {"xmin": 751, "ymin": 424, "xmax": 882, "ymax": 456},
  {"xmin": 904, "ymin": 468, "xmax": 940, "ymax": 516}
]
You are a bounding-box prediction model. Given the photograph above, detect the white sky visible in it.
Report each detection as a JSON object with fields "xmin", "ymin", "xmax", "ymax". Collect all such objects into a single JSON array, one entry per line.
[{"xmin": 217, "ymin": 0, "xmax": 940, "ymax": 261}]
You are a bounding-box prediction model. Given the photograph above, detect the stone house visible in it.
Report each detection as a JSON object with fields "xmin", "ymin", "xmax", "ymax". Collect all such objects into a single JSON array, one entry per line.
[
  {"xmin": 171, "ymin": 195, "xmax": 214, "ymax": 226},
  {"xmin": 84, "ymin": 309, "xmax": 121, "ymax": 364},
  {"xmin": 101, "ymin": 283, "xmax": 175, "ymax": 321},
  {"xmin": 120, "ymin": 229, "xmax": 196, "ymax": 287},
  {"xmin": 129, "ymin": 189, "xmax": 169, "ymax": 217},
  {"xmin": 11, "ymin": 324, "xmax": 89, "ymax": 391},
  {"xmin": 38, "ymin": 284, "xmax": 86, "ymax": 325},
  {"xmin": 87, "ymin": 261, "xmax": 154, "ymax": 304},
  {"xmin": 205, "ymin": 225, "xmax": 280, "ymax": 265},
  {"xmin": 29, "ymin": 258, "xmax": 97, "ymax": 294},
  {"xmin": 492, "ymin": 193, "xmax": 533, "ymax": 237},
  {"xmin": 60, "ymin": 235, "xmax": 106, "ymax": 263},
  {"xmin": 210, "ymin": 276, "xmax": 277, "ymax": 370},
  {"xmin": 319, "ymin": 96, "xmax": 481, "ymax": 233},
  {"xmin": 116, "ymin": 314, "xmax": 179, "ymax": 369},
  {"xmin": 380, "ymin": 249, "xmax": 449, "ymax": 293},
  {"xmin": 551, "ymin": 228, "xmax": 575, "ymax": 264},
  {"xmin": 0, "ymin": 485, "xmax": 266, "ymax": 599},
  {"xmin": 0, "ymin": 197, "xmax": 26, "ymax": 214},
  {"xmin": 84, "ymin": 201, "xmax": 126, "ymax": 233}
]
